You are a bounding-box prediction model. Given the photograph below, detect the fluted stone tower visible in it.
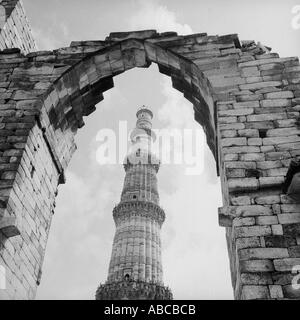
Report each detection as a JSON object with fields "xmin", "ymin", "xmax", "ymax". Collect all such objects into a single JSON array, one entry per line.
[{"xmin": 96, "ymin": 106, "xmax": 172, "ymax": 300}]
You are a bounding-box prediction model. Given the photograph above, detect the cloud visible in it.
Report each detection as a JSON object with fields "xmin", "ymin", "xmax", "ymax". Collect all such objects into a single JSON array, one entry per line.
[
  {"xmin": 160, "ymin": 166, "xmax": 232, "ymax": 299},
  {"xmin": 158, "ymin": 78, "xmax": 195, "ymax": 129},
  {"xmin": 129, "ymin": 0, "xmax": 193, "ymax": 35},
  {"xmin": 101, "ymin": 86, "xmax": 129, "ymax": 111},
  {"xmin": 36, "ymin": 168, "xmax": 120, "ymax": 300},
  {"xmin": 153, "ymin": 75, "xmax": 232, "ymax": 299},
  {"xmin": 31, "ymin": 28, "xmax": 58, "ymax": 51},
  {"xmin": 157, "ymin": 77, "xmax": 208, "ymax": 176},
  {"xmin": 31, "ymin": 19, "xmax": 70, "ymax": 50}
]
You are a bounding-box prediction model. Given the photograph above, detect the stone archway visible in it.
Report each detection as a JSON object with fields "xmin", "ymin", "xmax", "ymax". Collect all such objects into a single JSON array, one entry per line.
[{"xmin": 0, "ymin": 30, "xmax": 300, "ymax": 300}]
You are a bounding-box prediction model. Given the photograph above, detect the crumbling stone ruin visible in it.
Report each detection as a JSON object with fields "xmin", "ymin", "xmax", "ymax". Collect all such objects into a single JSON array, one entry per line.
[{"xmin": 0, "ymin": 1, "xmax": 300, "ymax": 300}]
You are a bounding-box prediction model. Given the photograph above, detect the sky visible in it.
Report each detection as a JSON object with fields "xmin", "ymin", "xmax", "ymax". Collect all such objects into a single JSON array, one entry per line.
[{"xmin": 20, "ymin": 0, "xmax": 300, "ymax": 299}]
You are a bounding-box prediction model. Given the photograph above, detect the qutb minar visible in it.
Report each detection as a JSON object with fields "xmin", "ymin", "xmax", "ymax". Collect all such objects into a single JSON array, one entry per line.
[{"xmin": 96, "ymin": 106, "xmax": 172, "ymax": 300}]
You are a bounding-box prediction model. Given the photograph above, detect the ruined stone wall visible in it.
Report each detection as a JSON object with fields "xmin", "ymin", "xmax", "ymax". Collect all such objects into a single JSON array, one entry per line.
[
  {"xmin": 0, "ymin": 24, "xmax": 298, "ymax": 299},
  {"xmin": 217, "ymin": 53, "xmax": 300, "ymax": 299},
  {"xmin": 0, "ymin": 122, "xmax": 59, "ymax": 299},
  {"xmin": 0, "ymin": 0, "xmax": 36, "ymax": 54}
]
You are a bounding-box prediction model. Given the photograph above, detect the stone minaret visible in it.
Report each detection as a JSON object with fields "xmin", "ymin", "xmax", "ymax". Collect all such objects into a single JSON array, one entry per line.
[{"xmin": 96, "ymin": 106, "xmax": 172, "ymax": 300}]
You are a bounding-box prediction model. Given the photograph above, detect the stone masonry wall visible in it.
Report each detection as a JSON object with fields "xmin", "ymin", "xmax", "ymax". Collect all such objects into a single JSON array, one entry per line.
[
  {"xmin": 0, "ymin": 0, "xmax": 36, "ymax": 54},
  {"xmin": 0, "ymin": 123, "xmax": 59, "ymax": 299},
  {"xmin": 0, "ymin": 22, "xmax": 298, "ymax": 299},
  {"xmin": 217, "ymin": 52, "xmax": 300, "ymax": 299}
]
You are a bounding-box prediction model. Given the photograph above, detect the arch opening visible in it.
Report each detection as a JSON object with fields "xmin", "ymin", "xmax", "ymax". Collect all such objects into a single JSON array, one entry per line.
[
  {"xmin": 38, "ymin": 38, "xmax": 219, "ymax": 184},
  {"xmin": 35, "ymin": 64, "xmax": 230, "ymax": 299},
  {"xmin": 2, "ymin": 30, "xmax": 299, "ymax": 300}
]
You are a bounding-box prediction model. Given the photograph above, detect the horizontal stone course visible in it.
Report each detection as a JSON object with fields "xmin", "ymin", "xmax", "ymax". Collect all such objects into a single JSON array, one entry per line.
[
  {"xmin": 235, "ymin": 225, "xmax": 271, "ymax": 238},
  {"xmin": 235, "ymin": 237, "xmax": 261, "ymax": 250},
  {"xmin": 227, "ymin": 178, "xmax": 259, "ymax": 191},
  {"xmin": 256, "ymin": 216, "xmax": 279, "ymax": 225},
  {"xmin": 240, "ymin": 273, "xmax": 272, "ymax": 285},
  {"xmin": 264, "ymin": 235, "xmax": 296, "ymax": 248},
  {"xmin": 265, "ymin": 91, "xmax": 294, "ymax": 99},
  {"xmin": 241, "ymin": 285, "xmax": 270, "ymax": 300},
  {"xmin": 260, "ymin": 99, "xmax": 291, "ymax": 108},
  {"xmin": 240, "ymin": 259, "xmax": 274, "ymax": 272},
  {"xmin": 239, "ymin": 81, "xmax": 282, "ymax": 91},
  {"xmin": 278, "ymin": 213, "xmax": 300, "ymax": 224},
  {"xmin": 238, "ymin": 248, "xmax": 289, "ymax": 260},
  {"xmin": 273, "ymin": 258, "xmax": 300, "ymax": 271}
]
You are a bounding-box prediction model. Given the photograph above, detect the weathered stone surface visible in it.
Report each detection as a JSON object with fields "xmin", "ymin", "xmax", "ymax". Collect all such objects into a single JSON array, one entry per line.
[
  {"xmin": 259, "ymin": 176, "xmax": 284, "ymax": 188},
  {"xmin": 269, "ymin": 285, "xmax": 284, "ymax": 299},
  {"xmin": 240, "ymin": 153, "xmax": 265, "ymax": 161},
  {"xmin": 0, "ymin": 1, "xmax": 36, "ymax": 54},
  {"xmin": 247, "ymin": 113, "xmax": 287, "ymax": 122},
  {"xmin": 283, "ymin": 285, "xmax": 300, "ymax": 299},
  {"xmin": 280, "ymin": 204, "xmax": 300, "ymax": 213},
  {"xmin": 261, "ymin": 99, "xmax": 291, "ymax": 108},
  {"xmin": 219, "ymin": 108, "xmax": 254, "ymax": 117},
  {"xmin": 231, "ymin": 205, "xmax": 272, "ymax": 217},
  {"xmin": 288, "ymin": 246, "xmax": 300, "ymax": 257},
  {"xmin": 233, "ymin": 101, "xmax": 260, "ymax": 109},
  {"xmin": 256, "ymin": 161, "xmax": 282, "ymax": 170},
  {"xmin": 238, "ymin": 129, "xmax": 259, "ymax": 137},
  {"xmin": 227, "ymin": 177, "xmax": 259, "ymax": 191},
  {"xmin": 272, "ymin": 272, "xmax": 294, "ymax": 285},
  {"xmin": 235, "ymin": 225, "xmax": 271, "ymax": 238},
  {"xmin": 272, "ymin": 225, "xmax": 283, "ymax": 235},
  {"xmin": 0, "ymin": 216, "xmax": 20, "ymax": 238},
  {"xmin": 263, "ymin": 136, "xmax": 300, "ymax": 145},
  {"xmin": 221, "ymin": 137, "xmax": 247, "ymax": 147},
  {"xmin": 264, "ymin": 235, "xmax": 296, "ymax": 248},
  {"xmin": 225, "ymin": 161, "xmax": 256, "ymax": 169},
  {"xmin": 239, "ymin": 248, "xmax": 289, "ymax": 260},
  {"xmin": 265, "ymin": 91, "xmax": 294, "ymax": 99},
  {"xmin": 241, "ymin": 285, "xmax": 270, "ymax": 300},
  {"xmin": 273, "ymin": 258, "xmax": 300, "ymax": 271},
  {"xmin": 278, "ymin": 213, "xmax": 300, "ymax": 224},
  {"xmin": 230, "ymin": 195, "xmax": 251, "ymax": 206},
  {"xmin": 283, "ymin": 223, "xmax": 300, "ymax": 236},
  {"xmin": 233, "ymin": 217, "xmax": 255, "ymax": 227},
  {"xmin": 240, "ymin": 273, "xmax": 273, "ymax": 285},
  {"xmin": 256, "ymin": 216, "xmax": 279, "ymax": 225},
  {"xmin": 240, "ymin": 259, "xmax": 274, "ymax": 273},
  {"xmin": 239, "ymin": 81, "xmax": 282, "ymax": 91},
  {"xmin": 235, "ymin": 237, "xmax": 261, "ymax": 250}
]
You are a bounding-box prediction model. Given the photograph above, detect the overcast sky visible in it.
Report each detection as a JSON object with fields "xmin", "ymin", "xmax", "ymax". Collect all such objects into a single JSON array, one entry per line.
[{"xmin": 22, "ymin": 0, "xmax": 300, "ymax": 299}]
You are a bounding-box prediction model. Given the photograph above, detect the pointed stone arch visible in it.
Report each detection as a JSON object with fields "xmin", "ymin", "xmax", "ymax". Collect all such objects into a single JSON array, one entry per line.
[
  {"xmin": 41, "ymin": 35, "xmax": 218, "ymax": 172},
  {"xmin": 0, "ymin": 30, "xmax": 300, "ymax": 300}
]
